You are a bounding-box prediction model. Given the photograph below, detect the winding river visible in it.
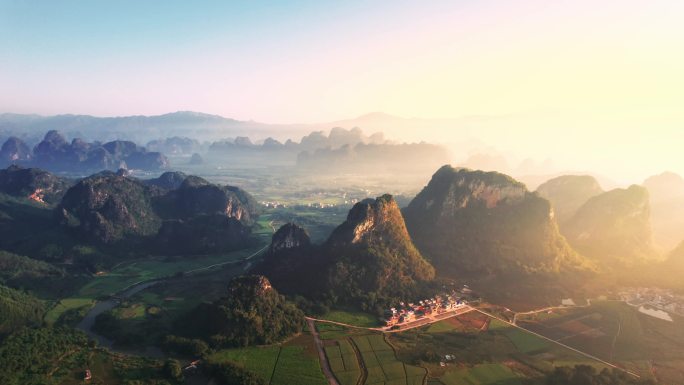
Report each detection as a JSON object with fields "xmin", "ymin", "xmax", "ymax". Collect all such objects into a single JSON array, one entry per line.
[{"xmin": 75, "ymin": 280, "xmax": 165, "ymax": 357}]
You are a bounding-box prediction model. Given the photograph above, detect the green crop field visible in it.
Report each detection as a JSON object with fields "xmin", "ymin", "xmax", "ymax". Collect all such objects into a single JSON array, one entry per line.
[
  {"xmin": 271, "ymin": 345, "xmax": 327, "ymax": 385},
  {"xmin": 322, "ymin": 309, "xmax": 380, "ymax": 327},
  {"xmin": 324, "ymin": 339, "xmax": 361, "ymax": 385},
  {"xmin": 209, "ymin": 346, "xmax": 281, "ymax": 381},
  {"xmin": 208, "ymin": 333, "xmax": 326, "ymax": 385},
  {"xmin": 350, "ymin": 334, "xmax": 426, "ymax": 385},
  {"xmin": 440, "ymin": 363, "xmax": 522, "ymax": 385}
]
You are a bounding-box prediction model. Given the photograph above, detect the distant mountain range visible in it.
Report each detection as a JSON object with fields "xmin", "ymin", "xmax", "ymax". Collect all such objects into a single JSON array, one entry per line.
[{"xmin": 0, "ymin": 111, "xmax": 463, "ymax": 145}]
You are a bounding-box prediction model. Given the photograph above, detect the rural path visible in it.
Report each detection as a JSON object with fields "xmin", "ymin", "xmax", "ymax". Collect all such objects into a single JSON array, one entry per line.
[
  {"xmin": 307, "ymin": 318, "xmax": 340, "ymax": 385},
  {"xmin": 512, "ymin": 299, "xmax": 592, "ymax": 325},
  {"xmin": 307, "ymin": 305, "xmax": 475, "ymax": 334},
  {"xmin": 474, "ymin": 308, "xmax": 641, "ymax": 378}
]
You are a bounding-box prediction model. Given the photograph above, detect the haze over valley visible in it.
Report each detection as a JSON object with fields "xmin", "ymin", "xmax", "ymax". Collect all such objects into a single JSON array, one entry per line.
[{"xmin": 1, "ymin": 1, "xmax": 683, "ymax": 385}]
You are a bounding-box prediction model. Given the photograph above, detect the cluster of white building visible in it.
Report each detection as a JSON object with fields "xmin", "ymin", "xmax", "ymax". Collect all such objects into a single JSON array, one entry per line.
[{"xmin": 620, "ymin": 287, "xmax": 684, "ymax": 316}]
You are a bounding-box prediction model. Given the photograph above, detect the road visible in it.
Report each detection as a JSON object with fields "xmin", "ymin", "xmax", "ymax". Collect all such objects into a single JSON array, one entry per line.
[
  {"xmin": 512, "ymin": 299, "xmax": 592, "ymax": 325},
  {"xmin": 307, "ymin": 318, "xmax": 340, "ymax": 385},
  {"xmin": 307, "ymin": 305, "xmax": 475, "ymax": 334}
]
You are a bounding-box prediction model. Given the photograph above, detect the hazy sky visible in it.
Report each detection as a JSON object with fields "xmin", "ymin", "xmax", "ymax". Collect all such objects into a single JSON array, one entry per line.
[{"xmin": 1, "ymin": 0, "xmax": 683, "ymax": 182}]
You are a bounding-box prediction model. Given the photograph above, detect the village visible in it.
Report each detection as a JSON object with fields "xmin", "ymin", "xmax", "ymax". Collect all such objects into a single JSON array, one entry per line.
[
  {"xmin": 382, "ymin": 289, "xmax": 470, "ymax": 328},
  {"xmin": 620, "ymin": 287, "xmax": 684, "ymax": 318}
]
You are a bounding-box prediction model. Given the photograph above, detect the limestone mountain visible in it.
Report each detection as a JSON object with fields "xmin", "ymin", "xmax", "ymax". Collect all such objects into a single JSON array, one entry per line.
[
  {"xmin": 257, "ymin": 195, "xmax": 435, "ymax": 304},
  {"xmin": 563, "ymin": 185, "xmax": 657, "ymax": 266},
  {"xmin": 536, "ymin": 175, "xmax": 604, "ymax": 224},
  {"xmin": 268, "ymin": 223, "xmax": 311, "ymax": 254},
  {"xmin": 642, "ymin": 172, "xmax": 684, "ymax": 251},
  {"xmin": 0, "ymin": 137, "xmax": 31, "ymax": 165},
  {"xmin": 57, "ymin": 171, "xmax": 259, "ymax": 251},
  {"xmin": 57, "ymin": 172, "xmax": 163, "ymax": 243},
  {"xmin": 179, "ymin": 275, "xmax": 304, "ymax": 348},
  {"xmin": 324, "ymin": 195, "xmax": 435, "ymax": 297},
  {"xmin": 0, "ymin": 165, "xmax": 72, "ymax": 205},
  {"xmin": 254, "ymin": 223, "xmax": 317, "ymax": 295},
  {"xmin": 143, "ymin": 171, "xmax": 188, "ymax": 191},
  {"xmin": 403, "ymin": 165, "xmax": 592, "ymax": 278},
  {"xmin": 156, "ymin": 175, "xmax": 258, "ymax": 225},
  {"xmin": 1, "ymin": 130, "xmax": 170, "ymax": 173}
]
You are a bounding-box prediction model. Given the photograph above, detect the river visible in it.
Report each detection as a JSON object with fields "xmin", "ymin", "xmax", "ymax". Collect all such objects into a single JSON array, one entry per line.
[{"xmin": 75, "ymin": 280, "xmax": 165, "ymax": 357}]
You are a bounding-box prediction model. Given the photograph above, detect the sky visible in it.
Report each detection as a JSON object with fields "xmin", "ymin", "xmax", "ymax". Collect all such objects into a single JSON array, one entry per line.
[{"xmin": 1, "ymin": 0, "xmax": 683, "ymax": 182}]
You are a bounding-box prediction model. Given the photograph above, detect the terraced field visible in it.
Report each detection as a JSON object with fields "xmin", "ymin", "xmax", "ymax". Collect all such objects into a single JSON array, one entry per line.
[
  {"xmin": 318, "ymin": 322, "xmax": 427, "ymax": 385},
  {"xmin": 324, "ymin": 339, "xmax": 361, "ymax": 385}
]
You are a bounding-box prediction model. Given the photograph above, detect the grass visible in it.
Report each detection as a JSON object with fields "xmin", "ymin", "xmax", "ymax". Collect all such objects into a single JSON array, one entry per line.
[
  {"xmin": 44, "ymin": 297, "xmax": 95, "ymax": 325},
  {"xmin": 322, "ymin": 309, "xmax": 380, "ymax": 328},
  {"xmin": 426, "ymin": 319, "xmax": 464, "ymax": 334},
  {"xmin": 440, "ymin": 363, "xmax": 523, "ymax": 385}
]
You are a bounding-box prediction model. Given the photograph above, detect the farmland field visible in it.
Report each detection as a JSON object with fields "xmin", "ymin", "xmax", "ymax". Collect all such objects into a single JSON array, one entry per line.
[
  {"xmin": 324, "ymin": 338, "xmax": 361, "ymax": 385},
  {"xmin": 322, "ymin": 309, "xmax": 381, "ymax": 328},
  {"xmin": 208, "ymin": 332, "xmax": 327, "ymax": 385},
  {"xmin": 317, "ymin": 322, "xmax": 426, "ymax": 385},
  {"xmin": 516, "ymin": 300, "xmax": 684, "ymax": 383},
  {"xmin": 388, "ymin": 311, "xmax": 609, "ymax": 385},
  {"xmin": 440, "ymin": 363, "xmax": 522, "ymax": 385}
]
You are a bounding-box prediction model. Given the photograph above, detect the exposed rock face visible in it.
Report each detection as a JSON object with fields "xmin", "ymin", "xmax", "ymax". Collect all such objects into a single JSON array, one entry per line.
[
  {"xmin": 269, "ymin": 223, "xmax": 311, "ymax": 254},
  {"xmin": 536, "ymin": 175, "xmax": 604, "ymax": 224},
  {"xmin": 228, "ymin": 275, "xmax": 274, "ymax": 297},
  {"xmin": 403, "ymin": 165, "xmax": 591, "ymax": 277},
  {"xmin": 563, "ymin": 185, "xmax": 657, "ymax": 266},
  {"xmin": 642, "ymin": 172, "xmax": 684, "ymax": 251},
  {"xmin": 0, "ymin": 137, "xmax": 32, "ymax": 164},
  {"xmin": 0, "ymin": 165, "xmax": 71, "ymax": 205}
]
